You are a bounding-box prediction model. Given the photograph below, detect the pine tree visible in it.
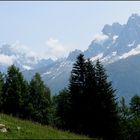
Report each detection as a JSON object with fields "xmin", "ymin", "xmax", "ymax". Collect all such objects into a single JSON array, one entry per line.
[
  {"xmin": 119, "ymin": 97, "xmax": 130, "ymax": 120},
  {"xmin": 19, "ymin": 80, "xmax": 30, "ymax": 118},
  {"xmin": 130, "ymin": 94, "xmax": 140, "ymax": 117},
  {"xmin": 55, "ymin": 88, "xmax": 72, "ymax": 129},
  {"xmin": 57, "ymin": 55, "xmax": 120, "ymax": 139},
  {"xmin": 0, "ymin": 72, "xmax": 4, "ymax": 112},
  {"xmin": 95, "ymin": 60, "xmax": 120, "ymax": 140},
  {"xmin": 69, "ymin": 53, "xmax": 87, "ymax": 132},
  {"xmin": 29, "ymin": 73, "xmax": 51, "ymax": 124},
  {"xmin": 83, "ymin": 59, "xmax": 98, "ymax": 136},
  {"xmin": 3, "ymin": 65, "xmax": 28, "ymax": 117}
]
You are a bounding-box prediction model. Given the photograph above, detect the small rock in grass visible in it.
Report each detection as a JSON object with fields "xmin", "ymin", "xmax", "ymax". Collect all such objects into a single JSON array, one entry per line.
[
  {"xmin": 17, "ymin": 126, "xmax": 21, "ymax": 131},
  {"xmin": 0, "ymin": 124, "xmax": 5, "ymax": 129},
  {"xmin": 0, "ymin": 128, "xmax": 7, "ymax": 133}
]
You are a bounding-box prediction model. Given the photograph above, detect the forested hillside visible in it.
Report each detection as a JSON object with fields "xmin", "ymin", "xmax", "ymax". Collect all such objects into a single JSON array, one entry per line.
[{"xmin": 0, "ymin": 54, "xmax": 139, "ymax": 140}]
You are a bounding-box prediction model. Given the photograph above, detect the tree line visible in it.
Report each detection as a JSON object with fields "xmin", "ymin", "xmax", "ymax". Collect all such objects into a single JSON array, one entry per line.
[
  {"xmin": 0, "ymin": 65, "xmax": 51, "ymax": 124},
  {"xmin": 0, "ymin": 54, "xmax": 139, "ymax": 140}
]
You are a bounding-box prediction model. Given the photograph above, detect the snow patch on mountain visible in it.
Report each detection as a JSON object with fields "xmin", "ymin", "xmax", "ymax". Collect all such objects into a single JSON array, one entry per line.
[
  {"xmin": 22, "ymin": 65, "xmax": 32, "ymax": 70},
  {"xmin": 91, "ymin": 53, "xmax": 103, "ymax": 61},
  {"xmin": 112, "ymin": 51, "xmax": 117, "ymax": 56},
  {"xmin": 101, "ymin": 52, "xmax": 118, "ymax": 64},
  {"xmin": 59, "ymin": 62, "xmax": 67, "ymax": 68},
  {"xmin": 41, "ymin": 71, "xmax": 52, "ymax": 77},
  {"xmin": 128, "ymin": 41, "xmax": 135, "ymax": 47},
  {"xmin": 113, "ymin": 35, "xmax": 118, "ymax": 43},
  {"xmin": 120, "ymin": 44, "xmax": 140, "ymax": 59}
]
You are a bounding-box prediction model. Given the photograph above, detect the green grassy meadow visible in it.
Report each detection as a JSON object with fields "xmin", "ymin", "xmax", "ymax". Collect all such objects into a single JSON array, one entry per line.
[{"xmin": 0, "ymin": 114, "xmax": 92, "ymax": 139}]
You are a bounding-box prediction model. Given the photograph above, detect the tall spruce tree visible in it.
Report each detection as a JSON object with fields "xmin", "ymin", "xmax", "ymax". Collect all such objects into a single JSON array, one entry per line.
[
  {"xmin": 19, "ymin": 80, "xmax": 30, "ymax": 118},
  {"xmin": 29, "ymin": 73, "xmax": 51, "ymax": 124},
  {"xmin": 83, "ymin": 59, "xmax": 98, "ymax": 136},
  {"xmin": 56, "ymin": 54, "xmax": 120, "ymax": 139},
  {"xmin": 69, "ymin": 55, "xmax": 120, "ymax": 139},
  {"xmin": 95, "ymin": 60, "xmax": 120, "ymax": 140},
  {"xmin": 3, "ymin": 65, "xmax": 28, "ymax": 117},
  {"xmin": 69, "ymin": 54, "xmax": 87, "ymax": 133}
]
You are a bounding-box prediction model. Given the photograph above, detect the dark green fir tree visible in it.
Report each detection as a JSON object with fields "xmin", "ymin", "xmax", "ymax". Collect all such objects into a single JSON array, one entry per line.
[
  {"xmin": 3, "ymin": 65, "xmax": 28, "ymax": 117},
  {"xmin": 28, "ymin": 73, "xmax": 51, "ymax": 124},
  {"xmin": 94, "ymin": 59, "xmax": 120, "ymax": 140},
  {"xmin": 0, "ymin": 72, "xmax": 4, "ymax": 112},
  {"xmin": 69, "ymin": 53, "xmax": 87, "ymax": 133}
]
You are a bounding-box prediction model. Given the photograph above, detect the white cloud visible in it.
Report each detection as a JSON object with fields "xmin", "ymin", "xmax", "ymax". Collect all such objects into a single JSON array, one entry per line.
[
  {"xmin": 3, "ymin": 39, "xmax": 77, "ymax": 61},
  {"xmin": 45, "ymin": 38, "xmax": 69, "ymax": 60},
  {"xmin": 0, "ymin": 54, "xmax": 16, "ymax": 65},
  {"xmin": 11, "ymin": 40, "xmax": 37, "ymax": 58},
  {"xmin": 93, "ymin": 32, "xmax": 109, "ymax": 45}
]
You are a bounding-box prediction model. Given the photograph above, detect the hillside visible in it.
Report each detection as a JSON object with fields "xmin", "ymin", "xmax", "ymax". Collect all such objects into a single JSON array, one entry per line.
[{"xmin": 0, "ymin": 114, "xmax": 91, "ymax": 139}]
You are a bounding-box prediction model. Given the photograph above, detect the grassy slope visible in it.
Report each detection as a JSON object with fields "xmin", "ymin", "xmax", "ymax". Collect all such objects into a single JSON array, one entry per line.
[{"xmin": 0, "ymin": 114, "xmax": 91, "ymax": 139}]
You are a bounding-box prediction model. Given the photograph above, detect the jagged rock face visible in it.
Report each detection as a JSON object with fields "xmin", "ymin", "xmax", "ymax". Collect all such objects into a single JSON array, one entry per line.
[
  {"xmin": 102, "ymin": 22, "xmax": 124, "ymax": 37},
  {"xmin": 83, "ymin": 14, "xmax": 140, "ymax": 66}
]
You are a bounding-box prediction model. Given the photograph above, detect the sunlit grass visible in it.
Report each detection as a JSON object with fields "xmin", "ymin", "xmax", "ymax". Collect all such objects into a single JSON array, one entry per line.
[{"xmin": 0, "ymin": 114, "xmax": 91, "ymax": 139}]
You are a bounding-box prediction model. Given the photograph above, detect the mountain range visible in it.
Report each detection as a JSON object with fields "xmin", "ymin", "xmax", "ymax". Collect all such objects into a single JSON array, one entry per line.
[{"xmin": 1, "ymin": 13, "xmax": 140, "ymax": 101}]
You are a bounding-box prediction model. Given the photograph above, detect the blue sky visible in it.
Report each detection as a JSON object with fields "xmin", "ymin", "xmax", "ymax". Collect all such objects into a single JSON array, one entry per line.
[{"xmin": 1, "ymin": 1, "xmax": 140, "ymax": 59}]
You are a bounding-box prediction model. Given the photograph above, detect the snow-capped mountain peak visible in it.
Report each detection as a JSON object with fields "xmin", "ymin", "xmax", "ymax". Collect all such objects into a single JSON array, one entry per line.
[
  {"xmin": 81, "ymin": 13, "xmax": 140, "ymax": 64},
  {"xmin": 0, "ymin": 43, "xmax": 54, "ymax": 72}
]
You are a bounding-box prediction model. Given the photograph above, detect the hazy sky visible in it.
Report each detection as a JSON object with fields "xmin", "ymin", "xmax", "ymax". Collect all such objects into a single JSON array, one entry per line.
[{"xmin": 1, "ymin": 1, "xmax": 140, "ymax": 59}]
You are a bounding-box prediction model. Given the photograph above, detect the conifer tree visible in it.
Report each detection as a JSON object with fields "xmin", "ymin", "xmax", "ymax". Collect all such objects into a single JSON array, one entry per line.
[
  {"xmin": 95, "ymin": 60, "xmax": 120, "ymax": 140},
  {"xmin": 19, "ymin": 80, "xmax": 30, "ymax": 118},
  {"xmin": 29, "ymin": 73, "xmax": 51, "ymax": 124},
  {"xmin": 119, "ymin": 97, "xmax": 130, "ymax": 120},
  {"xmin": 69, "ymin": 53, "xmax": 86, "ymax": 132},
  {"xmin": 130, "ymin": 94, "xmax": 140, "ymax": 117},
  {"xmin": 55, "ymin": 88, "xmax": 72, "ymax": 129},
  {"xmin": 83, "ymin": 59, "xmax": 98, "ymax": 135},
  {"xmin": 3, "ymin": 65, "xmax": 28, "ymax": 117},
  {"xmin": 57, "ymin": 55, "xmax": 120, "ymax": 139},
  {"xmin": 0, "ymin": 72, "xmax": 4, "ymax": 112}
]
